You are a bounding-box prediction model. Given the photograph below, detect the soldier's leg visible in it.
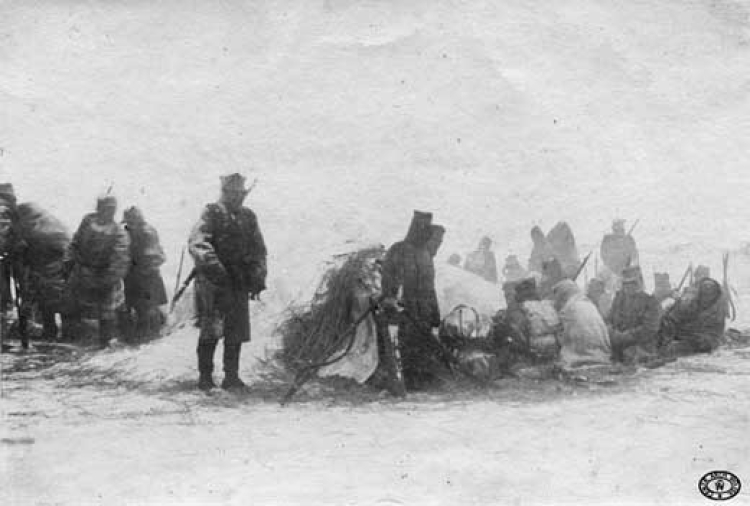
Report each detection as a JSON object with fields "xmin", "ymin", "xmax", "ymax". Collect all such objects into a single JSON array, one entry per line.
[
  {"xmin": 221, "ymin": 343, "xmax": 245, "ymax": 390},
  {"xmin": 41, "ymin": 306, "xmax": 58, "ymax": 341},
  {"xmin": 142, "ymin": 304, "xmax": 164, "ymax": 340},
  {"xmin": 18, "ymin": 299, "xmax": 33, "ymax": 350},
  {"xmin": 197, "ymin": 339, "xmax": 218, "ymax": 391}
]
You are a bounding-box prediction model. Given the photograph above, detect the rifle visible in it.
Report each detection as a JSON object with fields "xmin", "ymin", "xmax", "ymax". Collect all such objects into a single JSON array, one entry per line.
[
  {"xmin": 281, "ymin": 298, "xmax": 381, "ymax": 405},
  {"xmin": 173, "ymin": 246, "xmax": 186, "ymax": 298},
  {"xmin": 675, "ymin": 263, "xmax": 692, "ymax": 293},
  {"xmin": 627, "ymin": 219, "xmax": 640, "ymax": 236},
  {"xmin": 169, "ymin": 268, "xmax": 196, "ymax": 313},
  {"xmin": 572, "ymin": 251, "xmax": 593, "ymax": 282},
  {"xmin": 723, "ymin": 252, "xmax": 737, "ymax": 321}
]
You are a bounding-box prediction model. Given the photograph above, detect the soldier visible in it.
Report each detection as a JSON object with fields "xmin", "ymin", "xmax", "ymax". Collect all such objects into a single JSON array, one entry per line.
[
  {"xmin": 600, "ymin": 219, "xmax": 638, "ymax": 277},
  {"xmin": 552, "ymin": 280, "xmax": 612, "ymax": 369},
  {"xmin": 606, "ymin": 266, "xmax": 661, "ymax": 364},
  {"xmin": 652, "ymin": 272, "xmax": 672, "ymax": 303},
  {"xmin": 188, "ymin": 173, "xmax": 267, "ymax": 391},
  {"xmin": 67, "ymin": 194, "xmax": 130, "ymax": 348},
  {"xmin": 692, "ymin": 265, "xmax": 711, "ymax": 287},
  {"xmin": 528, "ymin": 225, "xmax": 553, "ymax": 274},
  {"xmin": 547, "ymin": 221, "xmax": 580, "ymax": 278},
  {"xmin": 463, "ymin": 236, "xmax": 498, "ymax": 283},
  {"xmin": 661, "ymin": 277, "xmax": 726, "ymax": 357},
  {"xmin": 380, "ymin": 210, "xmax": 445, "ymax": 391},
  {"xmin": 539, "ymin": 257, "xmax": 564, "ymax": 300},
  {"xmin": 122, "ymin": 206, "xmax": 167, "ymax": 342},
  {"xmin": 502, "ymin": 254, "xmax": 527, "ymax": 282},
  {"xmin": 15, "ymin": 202, "xmax": 71, "ymax": 342},
  {"xmin": 425, "ymin": 224, "xmax": 445, "ymax": 258},
  {"xmin": 447, "ymin": 253, "xmax": 462, "ymax": 267}
]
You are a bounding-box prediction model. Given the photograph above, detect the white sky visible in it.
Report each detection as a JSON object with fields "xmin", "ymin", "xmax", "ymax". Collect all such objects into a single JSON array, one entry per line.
[{"xmin": 1, "ymin": 0, "xmax": 749, "ymax": 285}]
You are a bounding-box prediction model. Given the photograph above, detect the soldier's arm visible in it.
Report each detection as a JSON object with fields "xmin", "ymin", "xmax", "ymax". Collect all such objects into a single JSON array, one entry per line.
[
  {"xmin": 108, "ymin": 225, "xmax": 131, "ymax": 281},
  {"xmin": 145, "ymin": 225, "xmax": 167, "ymax": 268},
  {"xmin": 64, "ymin": 217, "xmax": 87, "ymax": 265},
  {"xmin": 188, "ymin": 207, "xmax": 226, "ymax": 283},
  {"xmin": 246, "ymin": 211, "xmax": 267, "ymax": 293}
]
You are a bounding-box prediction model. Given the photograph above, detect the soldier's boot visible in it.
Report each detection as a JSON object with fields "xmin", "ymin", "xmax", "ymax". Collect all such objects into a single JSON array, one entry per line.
[
  {"xmin": 18, "ymin": 313, "xmax": 30, "ymax": 350},
  {"xmin": 197, "ymin": 340, "xmax": 217, "ymax": 391},
  {"xmin": 221, "ymin": 343, "xmax": 246, "ymax": 390},
  {"xmin": 99, "ymin": 318, "xmax": 115, "ymax": 349}
]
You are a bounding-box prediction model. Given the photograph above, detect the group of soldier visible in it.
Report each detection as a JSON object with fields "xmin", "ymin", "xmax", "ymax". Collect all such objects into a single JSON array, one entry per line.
[
  {"xmin": 0, "ymin": 184, "xmax": 169, "ymax": 349},
  {"xmin": 376, "ymin": 211, "xmax": 730, "ymax": 392},
  {"xmin": 0, "ymin": 174, "xmax": 268, "ymax": 391},
  {"xmin": 1, "ymin": 174, "xmax": 731, "ymax": 394}
]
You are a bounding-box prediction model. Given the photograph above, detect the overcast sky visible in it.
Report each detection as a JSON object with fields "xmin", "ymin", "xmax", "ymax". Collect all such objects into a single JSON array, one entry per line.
[{"xmin": 2, "ymin": 0, "xmax": 749, "ymax": 279}]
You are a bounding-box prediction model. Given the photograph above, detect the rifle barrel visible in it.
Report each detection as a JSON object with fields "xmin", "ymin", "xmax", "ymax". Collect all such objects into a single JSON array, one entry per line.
[
  {"xmin": 627, "ymin": 219, "xmax": 640, "ymax": 236},
  {"xmin": 173, "ymin": 246, "xmax": 186, "ymax": 296}
]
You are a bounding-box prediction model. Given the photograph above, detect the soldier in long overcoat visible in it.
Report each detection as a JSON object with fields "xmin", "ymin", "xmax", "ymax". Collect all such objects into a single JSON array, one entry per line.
[
  {"xmin": 380, "ymin": 210, "xmax": 445, "ymax": 390},
  {"xmin": 600, "ymin": 219, "xmax": 639, "ymax": 276},
  {"xmin": 123, "ymin": 206, "xmax": 168, "ymax": 341},
  {"xmin": 188, "ymin": 173, "xmax": 267, "ymax": 391},
  {"xmin": 67, "ymin": 195, "xmax": 130, "ymax": 347}
]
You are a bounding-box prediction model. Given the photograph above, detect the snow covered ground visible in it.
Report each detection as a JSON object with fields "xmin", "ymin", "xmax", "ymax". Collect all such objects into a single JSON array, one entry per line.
[{"xmin": 2, "ymin": 0, "xmax": 750, "ymax": 504}]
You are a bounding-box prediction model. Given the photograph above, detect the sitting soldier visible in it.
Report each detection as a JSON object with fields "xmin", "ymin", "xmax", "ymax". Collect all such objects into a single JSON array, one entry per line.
[
  {"xmin": 606, "ymin": 266, "xmax": 662, "ymax": 364},
  {"xmin": 652, "ymin": 272, "xmax": 672, "ymax": 303},
  {"xmin": 491, "ymin": 278, "xmax": 560, "ymax": 369},
  {"xmin": 661, "ymin": 277, "xmax": 726, "ymax": 357},
  {"xmin": 586, "ymin": 278, "xmax": 611, "ymax": 318},
  {"xmin": 512, "ymin": 278, "xmax": 560, "ymax": 362},
  {"xmin": 553, "ymin": 280, "xmax": 612, "ymax": 369}
]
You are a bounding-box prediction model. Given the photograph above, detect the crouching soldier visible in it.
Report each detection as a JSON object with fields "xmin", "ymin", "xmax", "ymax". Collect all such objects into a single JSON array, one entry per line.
[
  {"xmin": 188, "ymin": 173, "xmax": 267, "ymax": 391},
  {"xmin": 67, "ymin": 195, "xmax": 130, "ymax": 348}
]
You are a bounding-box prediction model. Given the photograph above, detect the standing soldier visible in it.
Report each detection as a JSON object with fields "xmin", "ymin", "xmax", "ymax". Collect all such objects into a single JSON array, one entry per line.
[
  {"xmin": 380, "ymin": 210, "xmax": 445, "ymax": 391},
  {"xmin": 122, "ymin": 206, "xmax": 168, "ymax": 342},
  {"xmin": 463, "ymin": 236, "xmax": 498, "ymax": 283},
  {"xmin": 528, "ymin": 225, "xmax": 553, "ymax": 275},
  {"xmin": 546, "ymin": 221, "xmax": 580, "ymax": 279},
  {"xmin": 67, "ymin": 194, "xmax": 130, "ymax": 348},
  {"xmin": 600, "ymin": 219, "xmax": 639, "ymax": 277},
  {"xmin": 188, "ymin": 173, "xmax": 267, "ymax": 391}
]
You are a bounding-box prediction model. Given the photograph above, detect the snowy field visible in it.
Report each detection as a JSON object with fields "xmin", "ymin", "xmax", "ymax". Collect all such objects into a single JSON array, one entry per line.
[{"xmin": 2, "ymin": 0, "xmax": 750, "ymax": 504}]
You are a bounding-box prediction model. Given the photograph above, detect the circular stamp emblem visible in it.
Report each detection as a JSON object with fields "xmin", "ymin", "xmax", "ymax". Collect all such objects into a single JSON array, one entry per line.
[{"xmin": 699, "ymin": 471, "xmax": 741, "ymax": 501}]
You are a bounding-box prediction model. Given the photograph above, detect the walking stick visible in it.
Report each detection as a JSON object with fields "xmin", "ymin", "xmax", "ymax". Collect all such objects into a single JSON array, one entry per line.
[{"xmin": 723, "ymin": 252, "xmax": 737, "ymax": 321}]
